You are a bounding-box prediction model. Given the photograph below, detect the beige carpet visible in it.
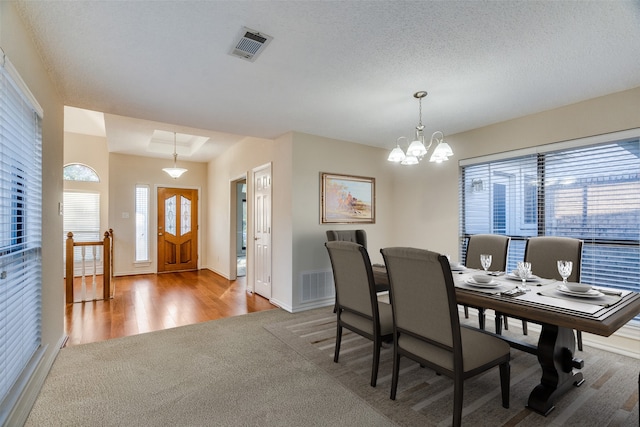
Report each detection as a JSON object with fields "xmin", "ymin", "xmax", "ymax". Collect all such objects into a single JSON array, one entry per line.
[
  {"xmin": 25, "ymin": 309, "xmax": 394, "ymax": 426},
  {"xmin": 265, "ymin": 307, "xmax": 639, "ymax": 427}
]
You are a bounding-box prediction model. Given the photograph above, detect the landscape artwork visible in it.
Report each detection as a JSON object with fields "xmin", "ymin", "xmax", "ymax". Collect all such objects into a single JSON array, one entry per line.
[{"xmin": 321, "ymin": 173, "xmax": 375, "ymax": 224}]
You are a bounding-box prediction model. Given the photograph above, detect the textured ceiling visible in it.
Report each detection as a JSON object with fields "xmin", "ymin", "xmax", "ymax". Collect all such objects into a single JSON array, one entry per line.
[{"xmin": 14, "ymin": 1, "xmax": 640, "ymax": 161}]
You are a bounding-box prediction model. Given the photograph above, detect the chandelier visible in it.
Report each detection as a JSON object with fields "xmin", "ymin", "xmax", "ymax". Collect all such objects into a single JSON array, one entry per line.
[
  {"xmin": 387, "ymin": 91, "xmax": 453, "ymax": 165},
  {"xmin": 162, "ymin": 132, "xmax": 188, "ymax": 179}
]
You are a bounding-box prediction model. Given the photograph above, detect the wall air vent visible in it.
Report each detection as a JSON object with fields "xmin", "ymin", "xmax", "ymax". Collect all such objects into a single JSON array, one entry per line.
[{"xmin": 229, "ymin": 27, "xmax": 273, "ymax": 62}]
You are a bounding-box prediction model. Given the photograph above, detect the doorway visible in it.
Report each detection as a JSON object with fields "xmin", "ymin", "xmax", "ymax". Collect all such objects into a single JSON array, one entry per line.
[
  {"xmin": 157, "ymin": 187, "xmax": 199, "ymax": 272},
  {"xmin": 236, "ymin": 180, "xmax": 247, "ymax": 277}
]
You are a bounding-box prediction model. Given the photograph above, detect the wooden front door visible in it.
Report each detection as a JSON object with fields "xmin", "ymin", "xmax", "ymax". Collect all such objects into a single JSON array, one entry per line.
[{"xmin": 157, "ymin": 187, "xmax": 198, "ymax": 272}]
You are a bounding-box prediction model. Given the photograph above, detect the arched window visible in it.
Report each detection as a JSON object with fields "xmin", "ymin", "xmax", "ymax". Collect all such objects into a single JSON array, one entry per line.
[{"xmin": 63, "ymin": 163, "xmax": 99, "ymax": 182}]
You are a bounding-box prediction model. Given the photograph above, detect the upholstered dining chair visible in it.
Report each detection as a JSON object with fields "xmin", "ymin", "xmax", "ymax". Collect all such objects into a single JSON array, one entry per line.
[
  {"xmin": 325, "ymin": 241, "xmax": 393, "ymax": 387},
  {"xmin": 381, "ymin": 247, "xmax": 510, "ymax": 427},
  {"xmin": 326, "ymin": 229, "xmax": 367, "ymax": 249},
  {"xmin": 524, "ymin": 236, "xmax": 584, "ymax": 350},
  {"xmin": 326, "ymin": 229, "xmax": 389, "ymax": 293},
  {"xmin": 463, "ymin": 234, "xmax": 510, "ymax": 330}
]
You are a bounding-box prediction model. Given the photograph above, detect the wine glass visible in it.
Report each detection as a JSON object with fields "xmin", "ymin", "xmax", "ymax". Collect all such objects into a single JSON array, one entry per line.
[
  {"xmin": 517, "ymin": 261, "xmax": 532, "ymax": 292},
  {"xmin": 480, "ymin": 254, "xmax": 492, "ymax": 272},
  {"xmin": 557, "ymin": 260, "xmax": 573, "ymax": 286}
]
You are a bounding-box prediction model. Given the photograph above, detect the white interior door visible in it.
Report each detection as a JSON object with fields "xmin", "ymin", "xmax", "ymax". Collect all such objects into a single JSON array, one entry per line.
[{"xmin": 253, "ymin": 164, "xmax": 272, "ymax": 299}]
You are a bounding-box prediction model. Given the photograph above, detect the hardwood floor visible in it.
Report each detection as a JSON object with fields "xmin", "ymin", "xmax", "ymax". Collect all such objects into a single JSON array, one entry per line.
[{"xmin": 64, "ymin": 269, "xmax": 277, "ymax": 347}]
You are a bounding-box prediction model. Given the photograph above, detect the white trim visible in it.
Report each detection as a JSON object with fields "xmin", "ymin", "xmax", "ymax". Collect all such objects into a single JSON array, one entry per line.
[
  {"xmin": 0, "ymin": 47, "xmax": 44, "ymax": 118},
  {"xmin": 459, "ymin": 128, "xmax": 640, "ymax": 166}
]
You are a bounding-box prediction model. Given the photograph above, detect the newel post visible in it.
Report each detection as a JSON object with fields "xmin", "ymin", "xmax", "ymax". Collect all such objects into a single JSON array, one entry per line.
[
  {"xmin": 103, "ymin": 231, "xmax": 111, "ymax": 300},
  {"xmin": 65, "ymin": 232, "xmax": 74, "ymax": 303}
]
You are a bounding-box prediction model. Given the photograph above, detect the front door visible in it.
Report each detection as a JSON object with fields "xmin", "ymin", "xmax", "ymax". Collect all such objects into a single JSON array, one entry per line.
[{"xmin": 158, "ymin": 187, "xmax": 198, "ymax": 272}]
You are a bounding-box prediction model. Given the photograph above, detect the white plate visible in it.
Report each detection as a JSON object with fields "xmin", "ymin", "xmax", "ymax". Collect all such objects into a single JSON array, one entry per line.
[
  {"xmin": 556, "ymin": 285, "xmax": 604, "ymax": 298},
  {"xmin": 450, "ymin": 263, "xmax": 466, "ymax": 271},
  {"xmin": 465, "ymin": 278, "xmax": 499, "ymax": 288},
  {"xmin": 506, "ymin": 273, "xmax": 540, "ymax": 282}
]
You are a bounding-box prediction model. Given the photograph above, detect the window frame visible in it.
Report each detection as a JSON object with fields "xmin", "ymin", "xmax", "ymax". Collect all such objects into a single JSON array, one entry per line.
[
  {"xmin": 135, "ymin": 184, "xmax": 150, "ymax": 263},
  {"xmin": 459, "ymin": 129, "xmax": 640, "ymax": 305}
]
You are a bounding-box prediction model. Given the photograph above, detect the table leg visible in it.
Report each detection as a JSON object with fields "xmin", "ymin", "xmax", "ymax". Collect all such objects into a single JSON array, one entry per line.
[{"xmin": 527, "ymin": 324, "xmax": 584, "ymax": 415}]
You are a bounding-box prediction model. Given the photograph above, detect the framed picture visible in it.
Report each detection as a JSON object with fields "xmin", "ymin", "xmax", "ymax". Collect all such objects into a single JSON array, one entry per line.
[{"xmin": 320, "ymin": 172, "xmax": 375, "ymax": 224}]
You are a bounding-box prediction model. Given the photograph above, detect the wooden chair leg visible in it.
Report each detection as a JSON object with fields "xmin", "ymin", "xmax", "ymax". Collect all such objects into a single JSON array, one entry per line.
[
  {"xmin": 499, "ymin": 362, "xmax": 510, "ymax": 408},
  {"xmin": 495, "ymin": 314, "xmax": 503, "ymax": 335},
  {"xmin": 390, "ymin": 348, "xmax": 400, "ymax": 400},
  {"xmin": 503, "ymin": 316, "xmax": 509, "ymax": 330},
  {"xmin": 371, "ymin": 339, "xmax": 381, "ymax": 387},
  {"xmin": 577, "ymin": 330, "xmax": 583, "ymax": 351},
  {"xmin": 478, "ymin": 308, "xmax": 486, "ymax": 330},
  {"xmin": 334, "ymin": 323, "xmax": 342, "ymax": 363},
  {"xmin": 522, "ymin": 320, "xmax": 528, "ymax": 335},
  {"xmin": 464, "ymin": 305, "xmax": 469, "ymax": 318},
  {"xmin": 453, "ymin": 378, "xmax": 463, "ymax": 427}
]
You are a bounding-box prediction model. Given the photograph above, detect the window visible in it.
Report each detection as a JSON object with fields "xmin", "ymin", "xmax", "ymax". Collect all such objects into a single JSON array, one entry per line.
[
  {"xmin": 0, "ymin": 51, "xmax": 43, "ymax": 423},
  {"xmin": 63, "ymin": 192, "xmax": 101, "ymax": 268},
  {"xmin": 63, "ymin": 163, "xmax": 99, "ymax": 182},
  {"xmin": 135, "ymin": 185, "xmax": 149, "ymax": 262},
  {"xmin": 460, "ymin": 131, "xmax": 640, "ymax": 307}
]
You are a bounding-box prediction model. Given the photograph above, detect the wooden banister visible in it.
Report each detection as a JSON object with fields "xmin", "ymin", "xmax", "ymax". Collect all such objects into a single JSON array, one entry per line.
[{"xmin": 65, "ymin": 230, "xmax": 113, "ymax": 303}]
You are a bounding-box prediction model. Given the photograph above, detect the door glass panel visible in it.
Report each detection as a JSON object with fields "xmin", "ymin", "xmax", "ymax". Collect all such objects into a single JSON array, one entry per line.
[
  {"xmin": 165, "ymin": 195, "xmax": 176, "ymax": 236},
  {"xmin": 181, "ymin": 196, "xmax": 191, "ymax": 236}
]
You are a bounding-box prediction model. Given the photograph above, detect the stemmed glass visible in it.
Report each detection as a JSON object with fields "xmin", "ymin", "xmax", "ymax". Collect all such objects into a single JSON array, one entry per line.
[
  {"xmin": 480, "ymin": 254, "xmax": 492, "ymax": 272},
  {"xmin": 517, "ymin": 261, "xmax": 532, "ymax": 292},
  {"xmin": 557, "ymin": 260, "xmax": 573, "ymax": 286}
]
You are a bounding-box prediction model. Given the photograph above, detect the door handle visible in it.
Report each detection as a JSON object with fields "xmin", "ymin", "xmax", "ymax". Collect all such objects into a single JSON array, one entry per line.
[
  {"xmin": 254, "ymin": 237, "xmax": 259, "ymax": 240},
  {"xmin": 158, "ymin": 233, "xmax": 163, "ymax": 236}
]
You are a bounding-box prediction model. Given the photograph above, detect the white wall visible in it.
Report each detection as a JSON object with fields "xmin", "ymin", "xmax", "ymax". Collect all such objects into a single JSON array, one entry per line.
[
  {"xmin": 108, "ymin": 153, "xmax": 208, "ymax": 275},
  {"xmin": 63, "ymin": 132, "xmax": 110, "ymax": 238},
  {"xmin": 1, "ymin": 3, "xmax": 65, "ymax": 424}
]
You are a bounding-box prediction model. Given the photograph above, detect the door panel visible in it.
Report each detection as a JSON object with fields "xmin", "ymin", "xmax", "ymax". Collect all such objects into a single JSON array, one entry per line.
[
  {"xmin": 158, "ymin": 187, "xmax": 198, "ymax": 272},
  {"xmin": 253, "ymin": 165, "xmax": 271, "ymax": 299}
]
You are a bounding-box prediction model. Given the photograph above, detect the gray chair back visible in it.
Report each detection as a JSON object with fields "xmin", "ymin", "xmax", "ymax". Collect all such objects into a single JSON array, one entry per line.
[
  {"xmin": 325, "ymin": 241, "xmax": 376, "ymax": 321},
  {"xmin": 381, "ymin": 247, "xmax": 459, "ymax": 351},
  {"xmin": 524, "ymin": 236, "xmax": 582, "ymax": 282},
  {"xmin": 465, "ymin": 234, "xmax": 510, "ymax": 271},
  {"xmin": 326, "ymin": 229, "xmax": 367, "ymax": 249}
]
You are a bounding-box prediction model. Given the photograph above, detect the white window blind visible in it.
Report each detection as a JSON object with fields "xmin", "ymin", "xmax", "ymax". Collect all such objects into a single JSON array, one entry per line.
[
  {"xmin": 63, "ymin": 191, "xmax": 101, "ymax": 264},
  {"xmin": 0, "ymin": 50, "xmax": 43, "ymax": 423},
  {"xmin": 460, "ymin": 133, "xmax": 640, "ymax": 302},
  {"xmin": 135, "ymin": 185, "xmax": 149, "ymax": 262}
]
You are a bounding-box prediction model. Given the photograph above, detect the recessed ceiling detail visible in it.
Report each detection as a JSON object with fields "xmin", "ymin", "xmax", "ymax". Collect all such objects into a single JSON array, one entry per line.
[
  {"xmin": 229, "ymin": 27, "xmax": 273, "ymax": 62},
  {"xmin": 149, "ymin": 130, "xmax": 210, "ymax": 157}
]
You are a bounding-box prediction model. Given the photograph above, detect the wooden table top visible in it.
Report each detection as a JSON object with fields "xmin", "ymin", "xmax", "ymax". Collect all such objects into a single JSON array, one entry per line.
[{"xmin": 373, "ymin": 265, "xmax": 640, "ymax": 337}]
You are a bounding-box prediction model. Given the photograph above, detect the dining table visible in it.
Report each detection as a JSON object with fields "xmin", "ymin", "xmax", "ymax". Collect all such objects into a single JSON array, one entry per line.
[{"xmin": 371, "ymin": 264, "xmax": 640, "ymax": 416}]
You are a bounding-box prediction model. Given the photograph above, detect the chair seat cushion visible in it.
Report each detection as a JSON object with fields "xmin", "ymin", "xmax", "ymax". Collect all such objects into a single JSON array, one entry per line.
[
  {"xmin": 340, "ymin": 301, "xmax": 393, "ymax": 337},
  {"xmin": 398, "ymin": 327, "xmax": 510, "ymax": 372}
]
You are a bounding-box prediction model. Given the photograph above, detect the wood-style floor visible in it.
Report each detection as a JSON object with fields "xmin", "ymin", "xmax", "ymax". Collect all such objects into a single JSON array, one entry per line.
[{"xmin": 64, "ymin": 269, "xmax": 277, "ymax": 347}]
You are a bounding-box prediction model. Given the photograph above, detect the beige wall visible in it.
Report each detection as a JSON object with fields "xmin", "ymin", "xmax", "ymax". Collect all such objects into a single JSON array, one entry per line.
[
  {"xmin": 109, "ymin": 153, "xmax": 208, "ymax": 275},
  {"xmin": 205, "ymin": 135, "xmax": 274, "ymax": 283},
  {"xmin": 63, "ymin": 132, "xmax": 110, "ymax": 235},
  {"xmin": 391, "ymin": 87, "xmax": 640, "ymax": 262},
  {"xmin": 288, "ymin": 132, "xmax": 396, "ymax": 311},
  {"xmin": 1, "ymin": 3, "xmax": 65, "ymax": 424}
]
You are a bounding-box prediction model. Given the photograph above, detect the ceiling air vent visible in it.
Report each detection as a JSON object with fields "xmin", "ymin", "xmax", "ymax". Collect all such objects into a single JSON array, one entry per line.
[{"xmin": 229, "ymin": 27, "xmax": 273, "ymax": 62}]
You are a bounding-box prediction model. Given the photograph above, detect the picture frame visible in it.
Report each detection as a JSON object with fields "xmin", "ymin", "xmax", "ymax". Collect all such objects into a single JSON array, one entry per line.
[{"xmin": 320, "ymin": 172, "xmax": 375, "ymax": 224}]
